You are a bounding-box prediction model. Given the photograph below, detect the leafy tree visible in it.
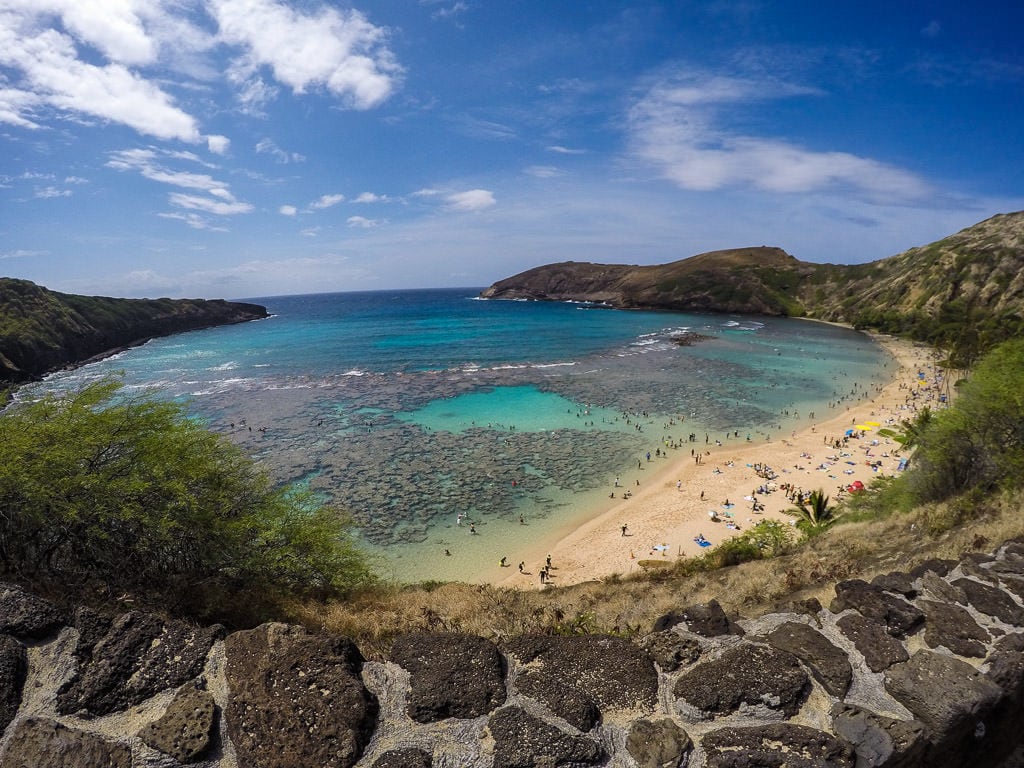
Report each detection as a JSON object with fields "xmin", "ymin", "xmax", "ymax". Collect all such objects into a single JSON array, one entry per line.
[
  {"xmin": 788, "ymin": 489, "xmax": 836, "ymax": 534},
  {"xmin": 0, "ymin": 377, "xmax": 374, "ymax": 615},
  {"xmin": 906, "ymin": 338, "xmax": 1024, "ymax": 502},
  {"xmin": 877, "ymin": 407, "xmax": 933, "ymax": 451}
]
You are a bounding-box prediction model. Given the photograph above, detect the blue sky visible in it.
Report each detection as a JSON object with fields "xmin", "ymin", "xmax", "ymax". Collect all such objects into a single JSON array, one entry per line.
[{"xmin": 2, "ymin": 1, "xmax": 1022, "ymax": 299}]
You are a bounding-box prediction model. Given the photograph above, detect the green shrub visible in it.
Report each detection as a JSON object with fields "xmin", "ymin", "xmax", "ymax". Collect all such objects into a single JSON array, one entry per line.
[{"xmin": 0, "ymin": 377, "xmax": 374, "ymax": 617}]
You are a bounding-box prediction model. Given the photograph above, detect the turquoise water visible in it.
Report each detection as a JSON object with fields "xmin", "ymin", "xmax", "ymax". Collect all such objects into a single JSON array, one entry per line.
[{"xmin": 29, "ymin": 288, "xmax": 893, "ymax": 582}]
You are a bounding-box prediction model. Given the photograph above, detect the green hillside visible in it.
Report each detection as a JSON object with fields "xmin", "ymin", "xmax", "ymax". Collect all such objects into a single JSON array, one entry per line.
[
  {"xmin": 0, "ymin": 278, "xmax": 268, "ymax": 385},
  {"xmin": 482, "ymin": 211, "xmax": 1024, "ymax": 363}
]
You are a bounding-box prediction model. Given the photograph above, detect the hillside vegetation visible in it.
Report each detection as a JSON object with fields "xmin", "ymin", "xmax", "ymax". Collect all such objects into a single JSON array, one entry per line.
[
  {"xmin": 0, "ymin": 377, "xmax": 374, "ymax": 623},
  {"xmin": 0, "ymin": 278, "xmax": 268, "ymax": 386},
  {"xmin": 482, "ymin": 211, "xmax": 1024, "ymax": 365}
]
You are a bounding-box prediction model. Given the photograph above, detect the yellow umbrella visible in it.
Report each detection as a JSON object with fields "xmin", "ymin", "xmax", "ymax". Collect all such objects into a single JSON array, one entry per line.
[
  {"xmin": 855, "ymin": 425, "xmax": 872, "ymax": 431},
  {"xmin": 865, "ymin": 420, "xmax": 881, "ymax": 426}
]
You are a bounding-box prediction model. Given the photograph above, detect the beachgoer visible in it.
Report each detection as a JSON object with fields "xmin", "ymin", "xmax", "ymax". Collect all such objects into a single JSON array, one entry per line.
[
  {"xmin": 621, "ymin": 523, "xmax": 629, "ymax": 536},
  {"xmin": 500, "ymin": 556, "xmax": 507, "ymax": 567},
  {"xmin": 469, "ymin": 523, "xmax": 477, "ymax": 534},
  {"xmin": 546, "ymin": 554, "xmax": 552, "ymax": 568},
  {"xmin": 518, "ymin": 561, "xmax": 524, "ymax": 572}
]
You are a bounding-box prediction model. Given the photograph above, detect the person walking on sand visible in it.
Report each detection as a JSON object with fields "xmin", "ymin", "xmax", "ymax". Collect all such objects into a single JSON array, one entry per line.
[{"xmin": 621, "ymin": 523, "xmax": 629, "ymax": 536}]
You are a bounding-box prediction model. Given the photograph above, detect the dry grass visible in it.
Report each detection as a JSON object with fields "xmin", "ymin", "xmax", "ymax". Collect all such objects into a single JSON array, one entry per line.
[{"xmin": 282, "ymin": 492, "xmax": 1024, "ymax": 661}]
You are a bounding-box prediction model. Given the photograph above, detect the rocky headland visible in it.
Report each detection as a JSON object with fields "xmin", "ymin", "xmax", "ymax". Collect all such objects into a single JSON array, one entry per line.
[
  {"xmin": 481, "ymin": 211, "xmax": 1024, "ymax": 361},
  {"xmin": 3, "ymin": 542, "xmax": 1024, "ymax": 766},
  {"xmin": 0, "ymin": 278, "xmax": 268, "ymax": 386}
]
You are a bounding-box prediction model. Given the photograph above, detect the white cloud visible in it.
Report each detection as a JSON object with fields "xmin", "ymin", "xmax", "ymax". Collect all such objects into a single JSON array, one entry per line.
[
  {"xmin": 106, "ymin": 148, "xmax": 237, "ymax": 196},
  {"xmin": 255, "ymin": 137, "xmax": 305, "ymax": 163},
  {"xmin": 413, "ymin": 188, "xmax": 441, "ymax": 197},
  {"xmin": 207, "ymin": 134, "xmax": 230, "ymax": 154},
  {"xmin": 547, "ymin": 145, "xmax": 586, "ymax": 155},
  {"xmin": 35, "ymin": 186, "xmax": 71, "ymax": 198},
  {"xmin": 446, "ymin": 189, "xmax": 495, "ymax": 211},
  {"xmin": 212, "ymin": 0, "xmax": 402, "ymax": 109},
  {"xmin": 310, "ymin": 193, "xmax": 345, "ymax": 209},
  {"xmin": 628, "ymin": 71, "xmax": 933, "ymax": 203},
  {"xmin": 63, "ymin": 175, "xmax": 88, "ymax": 184},
  {"xmin": 921, "ymin": 20, "xmax": 941, "ymax": 38},
  {"xmin": 0, "ymin": 11, "xmax": 202, "ymax": 142},
  {"xmin": 168, "ymin": 192, "xmax": 253, "ymax": 215},
  {"xmin": 347, "ymin": 215, "xmax": 380, "ymax": 228},
  {"xmin": 0, "ymin": 85, "xmax": 43, "ymax": 129},
  {"xmin": 0, "ymin": 248, "xmax": 47, "ymax": 260},
  {"xmin": 300, "ymin": 226, "xmax": 321, "ymax": 236},
  {"xmin": 107, "ymin": 146, "xmax": 252, "ymax": 220},
  {"xmin": 158, "ymin": 212, "xmax": 229, "ymax": 231},
  {"xmin": 353, "ymin": 191, "xmax": 389, "ymax": 203},
  {"xmin": 279, "ymin": 204, "xmax": 297, "ymax": 216},
  {"xmin": 524, "ymin": 165, "xmax": 562, "ymax": 178}
]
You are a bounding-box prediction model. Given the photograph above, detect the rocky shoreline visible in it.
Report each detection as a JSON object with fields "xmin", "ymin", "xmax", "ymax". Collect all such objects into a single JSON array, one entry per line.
[{"xmin": 3, "ymin": 541, "xmax": 1024, "ymax": 766}]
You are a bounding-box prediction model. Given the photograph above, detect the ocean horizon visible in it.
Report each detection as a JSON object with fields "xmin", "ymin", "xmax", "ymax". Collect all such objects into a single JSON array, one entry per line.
[{"xmin": 31, "ymin": 287, "xmax": 894, "ymax": 582}]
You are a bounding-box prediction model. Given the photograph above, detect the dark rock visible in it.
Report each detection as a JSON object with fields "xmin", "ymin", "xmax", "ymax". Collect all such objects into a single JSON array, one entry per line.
[
  {"xmin": 0, "ymin": 716, "xmax": 131, "ymax": 768},
  {"xmin": 871, "ymin": 572, "xmax": 917, "ymax": 598},
  {"xmin": 884, "ymin": 650, "xmax": 1003, "ymax": 767},
  {"xmin": 674, "ymin": 643, "xmax": 809, "ymax": 718},
  {"xmin": 638, "ymin": 630, "xmax": 701, "ymax": 672},
  {"xmin": 962, "ymin": 552, "xmax": 996, "ymax": 566},
  {"xmin": 488, "ymin": 707, "xmax": 604, "ymax": 768},
  {"xmin": 984, "ymin": 633, "xmax": 1024, "ymax": 763},
  {"xmin": 831, "ymin": 703, "xmax": 926, "ymax": 768},
  {"xmin": 701, "ymin": 723, "xmax": 855, "ymax": 767},
  {"xmin": 505, "ymin": 635, "xmax": 657, "ymax": 714},
  {"xmin": 961, "ymin": 560, "xmax": 1000, "ymax": 585},
  {"xmin": 1004, "ymin": 542, "xmax": 1024, "ymax": 559},
  {"xmin": 991, "ymin": 552, "xmax": 1024, "ymax": 577},
  {"xmin": 986, "ymin": 633, "xmax": 1024, "ymax": 695},
  {"xmin": 765, "ymin": 622, "xmax": 852, "ymax": 697},
  {"xmin": 390, "ymin": 633, "xmax": 506, "ymax": 722},
  {"xmin": 653, "ymin": 599, "xmax": 745, "ymax": 637},
  {"xmin": 515, "ymin": 669, "xmax": 600, "ymax": 732},
  {"xmin": 835, "ymin": 614, "xmax": 909, "ymax": 672},
  {"xmin": 626, "ymin": 718, "xmax": 691, "ymax": 768},
  {"xmin": 830, "ymin": 580, "xmax": 925, "ymax": 638},
  {"xmin": 371, "ymin": 748, "xmax": 433, "ymax": 768},
  {"xmin": 138, "ymin": 681, "xmax": 217, "ymax": 763},
  {"xmin": 909, "ymin": 559, "xmax": 957, "ymax": 579},
  {"xmin": 70, "ymin": 607, "xmax": 112, "ymax": 660},
  {"xmin": 919, "ymin": 572, "xmax": 966, "ymax": 604},
  {"xmin": 0, "ymin": 583, "xmax": 65, "ymax": 639},
  {"xmin": 57, "ymin": 610, "xmax": 223, "ymax": 716},
  {"xmin": 776, "ymin": 597, "xmax": 824, "ymax": 617},
  {"xmin": 951, "ymin": 578, "xmax": 1024, "ymax": 626},
  {"xmin": 997, "ymin": 576, "xmax": 1024, "ymax": 601},
  {"xmin": 224, "ymin": 623, "xmax": 377, "ymax": 768},
  {"xmin": 919, "ymin": 599, "xmax": 990, "ymax": 657},
  {"xmin": 0, "ymin": 634, "xmax": 26, "ymax": 734}
]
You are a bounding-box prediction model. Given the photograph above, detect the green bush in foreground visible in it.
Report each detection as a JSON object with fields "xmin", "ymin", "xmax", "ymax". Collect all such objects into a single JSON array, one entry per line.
[
  {"xmin": 0, "ymin": 378, "xmax": 374, "ymax": 615},
  {"xmin": 908, "ymin": 337, "xmax": 1024, "ymax": 503}
]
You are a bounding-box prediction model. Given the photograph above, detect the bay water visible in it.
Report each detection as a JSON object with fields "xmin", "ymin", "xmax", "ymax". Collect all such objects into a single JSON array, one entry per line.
[{"xmin": 32, "ymin": 288, "xmax": 893, "ymax": 583}]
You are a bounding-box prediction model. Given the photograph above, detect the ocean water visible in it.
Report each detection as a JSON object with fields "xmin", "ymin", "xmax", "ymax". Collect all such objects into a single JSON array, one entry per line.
[{"xmin": 30, "ymin": 288, "xmax": 893, "ymax": 582}]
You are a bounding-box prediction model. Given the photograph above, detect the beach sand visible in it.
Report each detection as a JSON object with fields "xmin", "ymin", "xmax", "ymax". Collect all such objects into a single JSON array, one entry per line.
[{"xmin": 494, "ymin": 333, "xmax": 948, "ymax": 589}]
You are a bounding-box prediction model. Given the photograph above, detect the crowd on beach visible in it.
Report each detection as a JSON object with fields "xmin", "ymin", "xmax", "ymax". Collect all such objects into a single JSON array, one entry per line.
[{"xmin": 496, "ymin": 337, "xmax": 950, "ymax": 588}]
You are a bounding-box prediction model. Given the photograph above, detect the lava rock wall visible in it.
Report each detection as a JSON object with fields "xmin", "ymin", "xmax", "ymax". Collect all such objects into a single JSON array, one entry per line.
[{"xmin": 3, "ymin": 543, "xmax": 1024, "ymax": 767}]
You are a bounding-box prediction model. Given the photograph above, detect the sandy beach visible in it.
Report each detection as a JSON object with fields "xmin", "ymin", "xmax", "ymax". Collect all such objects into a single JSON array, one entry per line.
[{"xmin": 495, "ymin": 333, "xmax": 949, "ymax": 589}]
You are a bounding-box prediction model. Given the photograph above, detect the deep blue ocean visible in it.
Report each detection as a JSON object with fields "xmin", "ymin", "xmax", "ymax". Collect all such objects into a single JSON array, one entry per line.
[{"xmin": 33, "ymin": 288, "xmax": 893, "ymax": 582}]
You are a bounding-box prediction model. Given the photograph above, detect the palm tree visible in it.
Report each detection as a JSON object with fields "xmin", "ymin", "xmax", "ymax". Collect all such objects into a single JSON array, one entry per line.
[{"xmin": 789, "ymin": 489, "xmax": 836, "ymax": 532}]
